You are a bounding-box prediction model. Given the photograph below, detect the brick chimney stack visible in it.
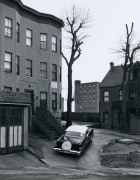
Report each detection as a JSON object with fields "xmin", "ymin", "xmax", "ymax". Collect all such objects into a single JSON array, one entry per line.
[{"xmin": 110, "ymin": 62, "xmax": 114, "ymax": 71}]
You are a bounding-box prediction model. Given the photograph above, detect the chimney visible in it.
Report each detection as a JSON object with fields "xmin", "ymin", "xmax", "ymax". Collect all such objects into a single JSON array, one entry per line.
[{"xmin": 110, "ymin": 62, "xmax": 114, "ymax": 71}]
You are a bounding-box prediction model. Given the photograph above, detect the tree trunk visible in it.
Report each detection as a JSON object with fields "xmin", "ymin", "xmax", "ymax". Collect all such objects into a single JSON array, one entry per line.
[
  {"xmin": 121, "ymin": 83, "xmax": 127, "ymax": 131},
  {"xmin": 66, "ymin": 64, "xmax": 72, "ymax": 127}
]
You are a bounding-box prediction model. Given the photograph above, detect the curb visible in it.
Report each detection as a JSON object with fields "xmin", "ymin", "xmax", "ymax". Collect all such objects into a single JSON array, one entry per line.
[{"xmin": 26, "ymin": 148, "xmax": 49, "ymax": 166}]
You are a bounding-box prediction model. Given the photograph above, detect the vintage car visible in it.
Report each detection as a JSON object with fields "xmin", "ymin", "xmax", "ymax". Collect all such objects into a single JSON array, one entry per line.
[{"xmin": 53, "ymin": 124, "xmax": 94, "ymax": 155}]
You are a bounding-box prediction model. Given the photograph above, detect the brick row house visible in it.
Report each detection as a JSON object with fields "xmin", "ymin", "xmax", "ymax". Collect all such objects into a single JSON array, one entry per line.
[
  {"xmin": 0, "ymin": 0, "xmax": 64, "ymax": 154},
  {"xmin": 100, "ymin": 62, "xmax": 140, "ymax": 133}
]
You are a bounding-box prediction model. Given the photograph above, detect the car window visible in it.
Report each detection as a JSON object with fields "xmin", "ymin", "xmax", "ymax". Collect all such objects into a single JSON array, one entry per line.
[{"xmin": 65, "ymin": 131, "xmax": 85, "ymax": 138}]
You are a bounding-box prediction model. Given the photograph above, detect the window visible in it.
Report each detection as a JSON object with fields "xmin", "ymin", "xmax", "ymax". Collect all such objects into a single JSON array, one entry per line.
[
  {"xmin": 118, "ymin": 89, "xmax": 122, "ymax": 101},
  {"xmin": 40, "ymin": 62, "xmax": 47, "ymax": 79},
  {"xmin": 52, "ymin": 36, "xmax": 57, "ymax": 52},
  {"xmin": 40, "ymin": 33, "xmax": 47, "ymax": 49},
  {"xmin": 59, "ymin": 93, "xmax": 61, "ymax": 109},
  {"xmin": 26, "ymin": 29, "xmax": 32, "ymax": 46},
  {"xmin": 103, "ymin": 91, "xmax": 109, "ymax": 102},
  {"xmin": 16, "ymin": 56, "xmax": 20, "ymax": 75},
  {"xmin": 5, "ymin": 17, "xmax": 12, "ymax": 37},
  {"xmin": 52, "ymin": 92, "xmax": 57, "ymax": 110},
  {"xmin": 52, "ymin": 64, "xmax": 57, "ymax": 81},
  {"xmin": 16, "ymin": 23, "xmax": 20, "ymax": 42},
  {"xmin": 129, "ymin": 91, "xmax": 136, "ymax": 100},
  {"xmin": 40, "ymin": 92, "xmax": 47, "ymax": 107},
  {"xmin": 26, "ymin": 59, "xmax": 32, "ymax": 77},
  {"xmin": 4, "ymin": 86, "xmax": 12, "ymax": 91},
  {"xmin": 103, "ymin": 112, "xmax": 109, "ymax": 124},
  {"xmin": 4, "ymin": 52, "xmax": 12, "ymax": 72},
  {"xmin": 60, "ymin": 40, "xmax": 62, "ymax": 54},
  {"xmin": 59, "ymin": 67, "xmax": 62, "ymax": 82}
]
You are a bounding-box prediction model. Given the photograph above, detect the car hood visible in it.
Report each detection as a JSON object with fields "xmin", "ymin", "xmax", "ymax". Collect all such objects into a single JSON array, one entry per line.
[{"xmin": 59, "ymin": 135, "xmax": 84, "ymax": 144}]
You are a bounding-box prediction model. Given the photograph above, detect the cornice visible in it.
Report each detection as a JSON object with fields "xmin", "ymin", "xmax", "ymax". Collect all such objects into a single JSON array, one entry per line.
[{"xmin": 1, "ymin": 0, "xmax": 64, "ymax": 27}]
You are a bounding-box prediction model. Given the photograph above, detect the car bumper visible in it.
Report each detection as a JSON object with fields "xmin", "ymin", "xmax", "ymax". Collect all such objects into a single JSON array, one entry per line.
[{"xmin": 53, "ymin": 147, "xmax": 82, "ymax": 155}]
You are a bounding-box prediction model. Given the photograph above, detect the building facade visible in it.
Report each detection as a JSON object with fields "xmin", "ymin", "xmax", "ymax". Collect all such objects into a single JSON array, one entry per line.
[
  {"xmin": 0, "ymin": 0, "xmax": 64, "ymax": 130},
  {"xmin": 100, "ymin": 62, "xmax": 140, "ymax": 133},
  {"xmin": 75, "ymin": 80, "xmax": 100, "ymax": 113}
]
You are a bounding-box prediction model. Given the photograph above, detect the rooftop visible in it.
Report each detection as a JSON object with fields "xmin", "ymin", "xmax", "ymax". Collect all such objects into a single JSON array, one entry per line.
[
  {"xmin": 3, "ymin": 0, "xmax": 64, "ymax": 27},
  {"xmin": 100, "ymin": 65, "xmax": 123, "ymax": 87}
]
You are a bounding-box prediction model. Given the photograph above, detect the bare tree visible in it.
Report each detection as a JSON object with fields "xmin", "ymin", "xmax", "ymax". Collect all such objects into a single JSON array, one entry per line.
[
  {"xmin": 120, "ymin": 23, "xmax": 140, "ymax": 131},
  {"xmin": 62, "ymin": 6, "xmax": 91, "ymax": 127}
]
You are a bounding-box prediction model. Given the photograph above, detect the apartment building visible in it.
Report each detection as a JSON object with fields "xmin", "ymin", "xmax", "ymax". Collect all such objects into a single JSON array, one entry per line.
[
  {"xmin": 0, "ymin": 0, "xmax": 64, "ymax": 154},
  {"xmin": 75, "ymin": 80, "xmax": 100, "ymax": 113},
  {"xmin": 0, "ymin": 0, "xmax": 64, "ymax": 117}
]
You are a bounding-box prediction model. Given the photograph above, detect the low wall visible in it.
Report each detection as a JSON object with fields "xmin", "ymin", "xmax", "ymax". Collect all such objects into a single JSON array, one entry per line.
[
  {"xmin": 100, "ymin": 138, "xmax": 140, "ymax": 168},
  {"xmin": 101, "ymin": 151, "xmax": 140, "ymax": 168},
  {"xmin": 62, "ymin": 112, "xmax": 99, "ymax": 123}
]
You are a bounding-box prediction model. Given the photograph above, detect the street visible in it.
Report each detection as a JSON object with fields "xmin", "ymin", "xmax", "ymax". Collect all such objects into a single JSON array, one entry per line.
[
  {"xmin": 0, "ymin": 128, "xmax": 140, "ymax": 179},
  {"xmin": 0, "ymin": 174, "xmax": 140, "ymax": 180}
]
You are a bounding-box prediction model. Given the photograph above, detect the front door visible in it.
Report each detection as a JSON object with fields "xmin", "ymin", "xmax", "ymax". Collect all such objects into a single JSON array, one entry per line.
[
  {"xmin": 40, "ymin": 92, "xmax": 47, "ymax": 108},
  {"xmin": 0, "ymin": 106, "xmax": 24, "ymax": 155},
  {"xmin": 112, "ymin": 109, "xmax": 121, "ymax": 130}
]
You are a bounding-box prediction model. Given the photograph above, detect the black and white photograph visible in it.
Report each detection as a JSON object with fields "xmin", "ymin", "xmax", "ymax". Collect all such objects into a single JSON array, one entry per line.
[{"xmin": 0, "ymin": 0, "xmax": 140, "ymax": 179}]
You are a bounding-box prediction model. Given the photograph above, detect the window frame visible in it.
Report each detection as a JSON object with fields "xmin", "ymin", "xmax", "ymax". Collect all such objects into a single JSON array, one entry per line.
[
  {"xmin": 118, "ymin": 89, "xmax": 122, "ymax": 101},
  {"xmin": 40, "ymin": 33, "xmax": 47, "ymax": 49},
  {"xmin": 103, "ymin": 91, "xmax": 109, "ymax": 102},
  {"xmin": 59, "ymin": 93, "xmax": 61, "ymax": 109},
  {"xmin": 4, "ymin": 52, "xmax": 12, "ymax": 72},
  {"xmin": 60, "ymin": 39, "xmax": 62, "ymax": 54},
  {"xmin": 26, "ymin": 59, "xmax": 32, "ymax": 77},
  {"xmin": 59, "ymin": 66, "xmax": 62, "ymax": 82},
  {"xmin": 52, "ymin": 64, "xmax": 57, "ymax": 81},
  {"xmin": 16, "ymin": 55, "xmax": 20, "ymax": 75},
  {"xmin": 52, "ymin": 36, "xmax": 57, "ymax": 52},
  {"xmin": 129, "ymin": 90, "xmax": 136, "ymax": 100},
  {"xmin": 40, "ymin": 62, "xmax": 47, "ymax": 79},
  {"xmin": 4, "ymin": 86, "xmax": 12, "ymax": 92},
  {"xmin": 16, "ymin": 22, "xmax": 20, "ymax": 42},
  {"xmin": 26, "ymin": 29, "xmax": 32, "ymax": 47},
  {"xmin": 5, "ymin": 17, "xmax": 12, "ymax": 38}
]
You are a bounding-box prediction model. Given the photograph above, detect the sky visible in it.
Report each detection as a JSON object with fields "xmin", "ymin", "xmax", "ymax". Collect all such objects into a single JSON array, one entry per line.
[{"xmin": 22, "ymin": 0, "xmax": 140, "ymax": 110}]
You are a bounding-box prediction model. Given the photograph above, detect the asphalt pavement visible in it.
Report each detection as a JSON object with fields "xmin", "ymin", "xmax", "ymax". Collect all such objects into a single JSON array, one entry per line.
[{"xmin": 0, "ymin": 126, "xmax": 140, "ymax": 178}]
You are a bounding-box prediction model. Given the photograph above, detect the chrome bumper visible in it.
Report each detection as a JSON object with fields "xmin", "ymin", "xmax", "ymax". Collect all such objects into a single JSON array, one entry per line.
[{"xmin": 53, "ymin": 147, "xmax": 81, "ymax": 155}]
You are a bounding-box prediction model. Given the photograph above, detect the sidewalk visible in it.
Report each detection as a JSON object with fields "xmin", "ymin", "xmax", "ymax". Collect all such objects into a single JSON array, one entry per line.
[{"xmin": 0, "ymin": 150, "xmax": 45, "ymax": 170}]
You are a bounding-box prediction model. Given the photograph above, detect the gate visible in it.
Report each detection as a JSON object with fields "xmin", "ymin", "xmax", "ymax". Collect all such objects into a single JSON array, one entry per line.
[{"xmin": 0, "ymin": 106, "xmax": 24, "ymax": 155}]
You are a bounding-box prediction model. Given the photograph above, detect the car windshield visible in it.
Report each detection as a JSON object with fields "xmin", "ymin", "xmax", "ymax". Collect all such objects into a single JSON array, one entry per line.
[{"xmin": 65, "ymin": 131, "xmax": 85, "ymax": 138}]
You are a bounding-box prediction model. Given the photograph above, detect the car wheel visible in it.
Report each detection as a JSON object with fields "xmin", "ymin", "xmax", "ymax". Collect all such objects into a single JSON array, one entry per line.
[{"xmin": 62, "ymin": 141, "xmax": 72, "ymax": 150}]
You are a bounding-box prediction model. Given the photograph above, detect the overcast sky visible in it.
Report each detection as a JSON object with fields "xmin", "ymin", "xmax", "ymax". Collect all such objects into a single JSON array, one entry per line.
[{"xmin": 22, "ymin": 0, "xmax": 140, "ymax": 109}]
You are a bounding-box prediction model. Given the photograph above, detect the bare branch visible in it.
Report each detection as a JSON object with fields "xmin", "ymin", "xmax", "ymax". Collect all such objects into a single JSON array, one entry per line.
[{"xmin": 61, "ymin": 52, "xmax": 69, "ymax": 65}]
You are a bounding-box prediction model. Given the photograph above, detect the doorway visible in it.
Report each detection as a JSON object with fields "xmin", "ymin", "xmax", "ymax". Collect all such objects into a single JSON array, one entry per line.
[{"xmin": 0, "ymin": 106, "xmax": 24, "ymax": 155}]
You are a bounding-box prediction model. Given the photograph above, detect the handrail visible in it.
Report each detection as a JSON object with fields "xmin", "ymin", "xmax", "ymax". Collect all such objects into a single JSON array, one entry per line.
[{"xmin": 36, "ymin": 107, "xmax": 64, "ymax": 134}]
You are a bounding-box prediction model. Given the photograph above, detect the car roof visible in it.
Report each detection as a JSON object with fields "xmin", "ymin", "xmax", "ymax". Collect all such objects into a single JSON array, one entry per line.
[{"xmin": 66, "ymin": 125, "xmax": 88, "ymax": 134}]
